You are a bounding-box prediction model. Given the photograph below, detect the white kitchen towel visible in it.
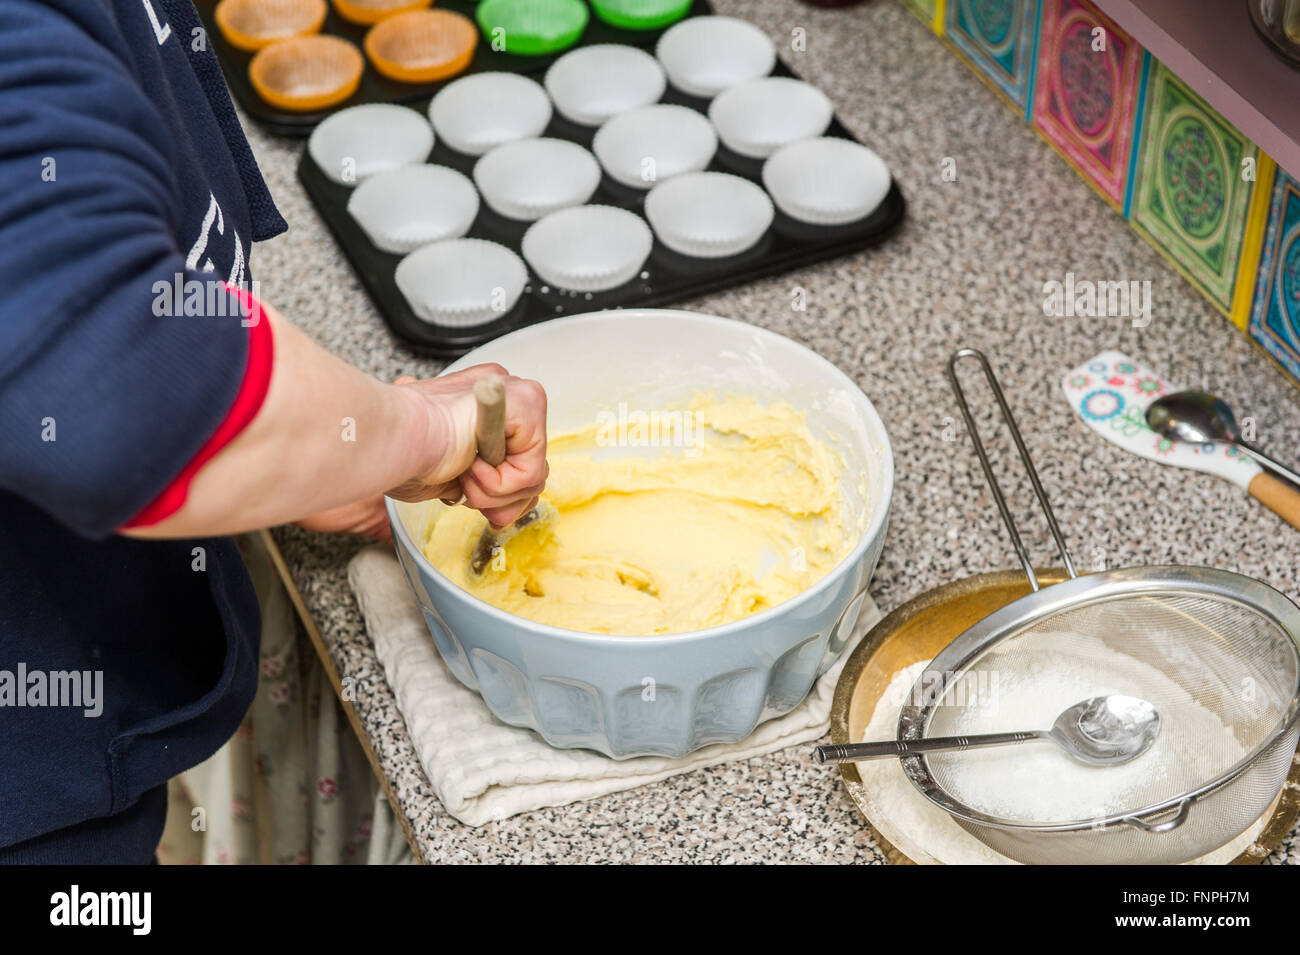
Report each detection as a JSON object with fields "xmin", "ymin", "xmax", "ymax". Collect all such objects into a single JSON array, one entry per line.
[{"xmin": 348, "ymin": 545, "xmax": 881, "ymax": 827}]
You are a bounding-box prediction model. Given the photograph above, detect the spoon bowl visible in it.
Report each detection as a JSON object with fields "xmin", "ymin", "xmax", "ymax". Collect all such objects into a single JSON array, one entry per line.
[
  {"xmin": 1048, "ymin": 694, "xmax": 1160, "ymax": 765},
  {"xmin": 1146, "ymin": 389, "xmax": 1241, "ymax": 444},
  {"xmin": 1147, "ymin": 390, "xmax": 1300, "ymax": 487}
]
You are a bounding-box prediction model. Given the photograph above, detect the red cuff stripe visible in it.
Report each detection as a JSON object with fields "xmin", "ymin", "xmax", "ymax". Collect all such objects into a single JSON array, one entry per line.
[{"xmin": 121, "ymin": 286, "xmax": 274, "ymax": 529}]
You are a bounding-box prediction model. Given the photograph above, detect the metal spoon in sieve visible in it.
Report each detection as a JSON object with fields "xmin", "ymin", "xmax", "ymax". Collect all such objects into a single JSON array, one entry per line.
[{"xmin": 815, "ymin": 694, "xmax": 1159, "ymax": 766}]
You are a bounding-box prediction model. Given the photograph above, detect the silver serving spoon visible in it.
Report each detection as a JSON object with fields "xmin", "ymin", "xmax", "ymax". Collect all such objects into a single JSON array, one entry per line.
[
  {"xmin": 1146, "ymin": 390, "xmax": 1300, "ymax": 487},
  {"xmin": 814, "ymin": 694, "xmax": 1160, "ymax": 766}
]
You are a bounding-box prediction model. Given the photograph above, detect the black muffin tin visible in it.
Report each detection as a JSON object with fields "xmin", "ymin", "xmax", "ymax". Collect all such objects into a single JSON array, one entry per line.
[
  {"xmin": 231, "ymin": 0, "xmax": 907, "ymax": 356},
  {"xmin": 200, "ymin": 0, "xmax": 723, "ymax": 135},
  {"xmin": 298, "ymin": 66, "xmax": 906, "ymax": 357}
]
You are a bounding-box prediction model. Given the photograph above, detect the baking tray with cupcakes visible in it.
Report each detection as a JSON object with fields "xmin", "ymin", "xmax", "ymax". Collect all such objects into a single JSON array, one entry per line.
[
  {"xmin": 202, "ymin": 0, "xmax": 720, "ymax": 134},
  {"xmin": 291, "ymin": 7, "xmax": 907, "ymax": 356}
]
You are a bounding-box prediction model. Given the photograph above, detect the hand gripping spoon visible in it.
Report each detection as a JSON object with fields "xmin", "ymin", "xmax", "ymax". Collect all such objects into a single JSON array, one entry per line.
[
  {"xmin": 814, "ymin": 694, "xmax": 1160, "ymax": 766},
  {"xmin": 467, "ymin": 375, "xmax": 556, "ymax": 577}
]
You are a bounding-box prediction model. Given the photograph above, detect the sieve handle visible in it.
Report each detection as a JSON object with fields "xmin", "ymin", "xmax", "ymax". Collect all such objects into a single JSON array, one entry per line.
[
  {"xmin": 1120, "ymin": 797, "xmax": 1193, "ymax": 834},
  {"xmin": 814, "ymin": 731, "xmax": 1046, "ymax": 763},
  {"xmin": 945, "ymin": 348, "xmax": 1077, "ymax": 591}
]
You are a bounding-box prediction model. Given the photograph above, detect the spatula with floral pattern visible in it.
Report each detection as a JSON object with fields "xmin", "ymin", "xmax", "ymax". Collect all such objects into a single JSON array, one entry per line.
[{"xmin": 1063, "ymin": 351, "xmax": 1300, "ymax": 529}]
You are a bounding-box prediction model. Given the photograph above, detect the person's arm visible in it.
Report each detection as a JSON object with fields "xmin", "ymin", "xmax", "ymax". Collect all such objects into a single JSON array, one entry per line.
[
  {"xmin": 121, "ymin": 304, "xmax": 548, "ymax": 539},
  {"xmin": 0, "ymin": 1, "xmax": 544, "ymax": 541}
]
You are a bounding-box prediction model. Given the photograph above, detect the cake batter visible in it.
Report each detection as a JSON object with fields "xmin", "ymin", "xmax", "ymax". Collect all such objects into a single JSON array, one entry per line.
[{"xmin": 424, "ymin": 394, "xmax": 855, "ymax": 635}]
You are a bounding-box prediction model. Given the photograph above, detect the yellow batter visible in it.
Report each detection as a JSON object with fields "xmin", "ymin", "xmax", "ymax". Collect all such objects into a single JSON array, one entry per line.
[{"xmin": 423, "ymin": 394, "xmax": 854, "ymax": 635}]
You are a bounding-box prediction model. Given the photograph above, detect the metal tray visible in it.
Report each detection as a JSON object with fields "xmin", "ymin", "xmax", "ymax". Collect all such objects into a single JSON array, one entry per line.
[{"xmin": 296, "ymin": 62, "xmax": 906, "ymax": 356}]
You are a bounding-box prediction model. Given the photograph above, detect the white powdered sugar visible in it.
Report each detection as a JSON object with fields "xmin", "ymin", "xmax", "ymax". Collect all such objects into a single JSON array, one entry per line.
[
  {"xmin": 856, "ymin": 637, "xmax": 1257, "ymax": 864},
  {"xmin": 926, "ymin": 633, "xmax": 1246, "ymax": 823}
]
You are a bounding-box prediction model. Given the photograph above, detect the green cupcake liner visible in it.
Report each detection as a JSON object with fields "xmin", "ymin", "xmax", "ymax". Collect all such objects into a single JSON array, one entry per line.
[
  {"xmin": 476, "ymin": 0, "xmax": 590, "ymax": 56},
  {"xmin": 589, "ymin": 0, "xmax": 692, "ymax": 30}
]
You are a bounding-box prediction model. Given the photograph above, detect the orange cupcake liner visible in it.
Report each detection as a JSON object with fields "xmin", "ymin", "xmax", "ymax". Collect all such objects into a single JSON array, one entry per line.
[
  {"xmin": 249, "ymin": 35, "xmax": 364, "ymax": 112},
  {"xmin": 364, "ymin": 9, "xmax": 478, "ymax": 84},
  {"xmin": 332, "ymin": 0, "xmax": 432, "ymax": 26},
  {"xmin": 214, "ymin": 0, "xmax": 328, "ymax": 52}
]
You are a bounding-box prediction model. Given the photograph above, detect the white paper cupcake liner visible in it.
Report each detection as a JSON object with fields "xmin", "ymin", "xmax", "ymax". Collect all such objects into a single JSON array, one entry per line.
[
  {"xmin": 394, "ymin": 238, "xmax": 527, "ymax": 327},
  {"xmin": 592, "ymin": 104, "xmax": 717, "ymax": 190},
  {"xmin": 521, "ymin": 205, "xmax": 652, "ymax": 292},
  {"xmin": 346, "ymin": 164, "xmax": 479, "ymax": 254},
  {"xmin": 655, "ymin": 15, "xmax": 775, "ymax": 98},
  {"xmin": 428, "ymin": 72, "xmax": 552, "ymax": 157},
  {"xmin": 644, "ymin": 171, "xmax": 772, "ymax": 258},
  {"xmin": 762, "ymin": 137, "xmax": 891, "ymax": 225},
  {"xmin": 307, "ymin": 103, "xmax": 434, "ymax": 185},
  {"xmin": 544, "ymin": 44, "xmax": 666, "ymax": 127},
  {"xmin": 473, "ymin": 137, "xmax": 601, "ymax": 221},
  {"xmin": 708, "ymin": 77, "xmax": 832, "ymax": 159}
]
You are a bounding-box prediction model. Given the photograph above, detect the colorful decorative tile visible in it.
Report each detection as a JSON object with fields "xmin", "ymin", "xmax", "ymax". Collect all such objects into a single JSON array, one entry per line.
[
  {"xmin": 1130, "ymin": 62, "xmax": 1271, "ymax": 321},
  {"xmin": 1249, "ymin": 170, "xmax": 1300, "ymax": 386},
  {"xmin": 945, "ymin": 0, "xmax": 1040, "ymax": 115},
  {"xmin": 900, "ymin": 0, "xmax": 945, "ymax": 33},
  {"xmin": 1030, "ymin": 0, "xmax": 1145, "ymax": 212}
]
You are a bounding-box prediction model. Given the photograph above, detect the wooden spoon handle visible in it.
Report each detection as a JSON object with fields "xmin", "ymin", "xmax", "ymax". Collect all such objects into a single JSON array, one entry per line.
[
  {"xmin": 473, "ymin": 375, "xmax": 507, "ymax": 467},
  {"xmin": 1248, "ymin": 471, "xmax": 1300, "ymax": 531}
]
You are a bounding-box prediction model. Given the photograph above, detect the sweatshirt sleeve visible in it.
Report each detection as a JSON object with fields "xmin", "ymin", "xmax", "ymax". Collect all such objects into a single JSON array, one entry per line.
[
  {"xmin": 120, "ymin": 285, "xmax": 274, "ymax": 529},
  {"xmin": 0, "ymin": 0, "xmax": 258, "ymax": 539}
]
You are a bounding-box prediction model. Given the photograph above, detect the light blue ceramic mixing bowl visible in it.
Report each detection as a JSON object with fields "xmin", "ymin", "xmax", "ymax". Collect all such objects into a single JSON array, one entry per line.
[{"xmin": 387, "ymin": 309, "xmax": 893, "ymax": 758}]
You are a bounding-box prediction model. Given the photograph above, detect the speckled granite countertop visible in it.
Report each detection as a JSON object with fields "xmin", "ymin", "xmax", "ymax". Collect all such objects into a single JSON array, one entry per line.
[{"xmin": 242, "ymin": 0, "xmax": 1300, "ymax": 863}]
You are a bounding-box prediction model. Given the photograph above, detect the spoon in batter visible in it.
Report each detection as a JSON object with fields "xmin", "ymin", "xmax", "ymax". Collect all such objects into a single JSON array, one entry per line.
[
  {"xmin": 468, "ymin": 375, "xmax": 557, "ymax": 577},
  {"xmin": 814, "ymin": 694, "xmax": 1160, "ymax": 766}
]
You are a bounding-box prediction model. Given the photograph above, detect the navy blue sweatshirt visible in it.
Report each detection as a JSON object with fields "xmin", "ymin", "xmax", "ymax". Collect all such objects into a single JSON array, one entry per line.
[{"xmin": 0, "ymin": 0, "xmax": 286, "ymax": 861}]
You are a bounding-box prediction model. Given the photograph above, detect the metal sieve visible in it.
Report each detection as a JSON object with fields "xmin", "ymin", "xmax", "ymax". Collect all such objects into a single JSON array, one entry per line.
[{"xmin": 898, "ymin": 349, "xmax": 1300, "ymax": 865}]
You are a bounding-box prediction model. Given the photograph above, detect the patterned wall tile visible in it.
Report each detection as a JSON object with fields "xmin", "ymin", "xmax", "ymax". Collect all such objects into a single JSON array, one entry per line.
[
  {"xmin": 1130, "ymin": 62, "xmax": 1270, "ymax": 321},
  {"xmin": 1031, "ymin": 0, "xmax": 1145, "ymax": 212},
  {"xmin": 1249, "ymin": 170, "xmax": 1300, "ymax": 386},
  {"xmin": 945, "ymin": 0, "xmax": 1040, "ymax": 115}
]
